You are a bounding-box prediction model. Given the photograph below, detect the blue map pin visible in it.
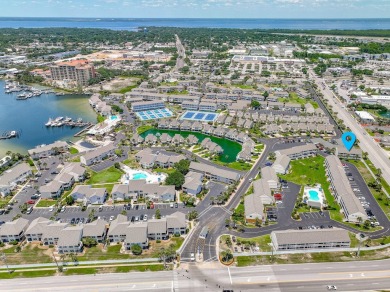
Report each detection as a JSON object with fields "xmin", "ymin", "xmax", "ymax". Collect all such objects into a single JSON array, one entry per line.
[{"xmin": 342, "ymin": 132, "xmax": 356, "ymax": 151}]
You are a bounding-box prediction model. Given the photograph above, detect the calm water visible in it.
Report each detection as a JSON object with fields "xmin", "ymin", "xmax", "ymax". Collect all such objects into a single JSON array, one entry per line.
[
  {"xmin": 0, "ymin": 80, "xmax": 96, "ymax": 156},
  {"xmin": 140, "ymin": 129, "xmax": 242, "ymax": 163},
  {"xmin": 0, "ymin": 18, "xmax": 389, "ymax": 30}
]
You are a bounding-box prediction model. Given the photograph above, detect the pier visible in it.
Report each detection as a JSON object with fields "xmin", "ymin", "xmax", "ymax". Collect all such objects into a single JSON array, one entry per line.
[
  {"xmin": 45, "ymin": 117, "xmax": 92, "ymax": 128},
  {"xmin": 0, "ymin": 131, "xmax": 19, "ymax": 140},
  {"xmin": 74, "ymin": 124, "xmax": 94, "ymax": 137}
]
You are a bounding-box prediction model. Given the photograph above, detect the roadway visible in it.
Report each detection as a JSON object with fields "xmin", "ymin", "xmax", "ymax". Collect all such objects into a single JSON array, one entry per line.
[
  {"xmin": 3, "ymin": 259, "xmax": 390, "ymax": 291},
  {"xmin": 310, "ymin": 69, "xmax": 390, "ymax": 185}
]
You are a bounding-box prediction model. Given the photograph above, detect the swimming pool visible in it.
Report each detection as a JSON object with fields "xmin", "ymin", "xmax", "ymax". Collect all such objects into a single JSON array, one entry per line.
[
  {"xmin": 110, "ymin": 115, "xmax": 118, "ymax": 121},
  {"xmin": 121, "ymin": 166, "xmax": 167, "ymax": 184},
  {"xmin": 303, "ymin": 185, "xmax": 324, "ymax": 208},
  {"xmin": 133, "ymin": 172, "xmax": 148, "ymax": 180},
  {"xmin": 180, "ymin": 111, "xmax": 219, "ymax": 122},
  {"xmin": 308, "ymin": 190, "xmax": 320, "ymax": 201}
]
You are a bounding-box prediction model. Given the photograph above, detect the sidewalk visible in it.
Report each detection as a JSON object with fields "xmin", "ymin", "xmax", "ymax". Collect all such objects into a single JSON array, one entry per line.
[
  {"xmin": 233, "ymin": 242, "xmax": 390, "ymax": 257},
  {"xmin": 0, "ymin": 258, "xmax": 158, "ymax": 270}
]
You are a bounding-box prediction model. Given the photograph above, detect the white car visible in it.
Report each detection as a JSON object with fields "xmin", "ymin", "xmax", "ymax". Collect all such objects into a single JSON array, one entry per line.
[
  {"xmin": 109, "ymin": 216, "xmax": 115, "ymax": 221},
  {"xmin": 49, "ymin": 206, "xmax": 54, "ymax": 212},
  {"xmin": 327, "ymin": 285, "xmax": 337, "ymax": 290},
  {"xmin": 60, "ymin": 206, "xmax": 66, "ymax": 212},
  {"xmin": 190, "ymin": 253, "xmax": 195, "ymax": 261}
]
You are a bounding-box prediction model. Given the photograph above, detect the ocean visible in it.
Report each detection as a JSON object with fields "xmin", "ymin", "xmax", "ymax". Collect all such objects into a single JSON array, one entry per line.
[
  {"xmin": 0, "ymin": 17, "xmax": 389, "ymax": 30},
  {"xmin": 0, "ymin": 80, "xmax": 96, "ymax": 157}
]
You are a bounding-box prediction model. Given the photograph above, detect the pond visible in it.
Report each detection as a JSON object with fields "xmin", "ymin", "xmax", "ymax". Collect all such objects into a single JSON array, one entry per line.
[{"xmin": 140, "ymin": 129, "xmax": 242, "ymax": 163}]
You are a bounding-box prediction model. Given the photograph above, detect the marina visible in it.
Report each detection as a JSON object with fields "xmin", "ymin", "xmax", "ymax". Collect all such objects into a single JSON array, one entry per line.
[
  {"xmin": 44, "ymin": 116, "xmax": 92, "ymax": 128},
  {"xmin": 0, "ymin": 79, "xmax": 97, "ymax": 156}
]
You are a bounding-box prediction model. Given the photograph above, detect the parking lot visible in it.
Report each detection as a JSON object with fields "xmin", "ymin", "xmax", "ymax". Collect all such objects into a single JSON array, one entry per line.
[{"xmin": 345, "ymin": 162, "xmax": 387, "ymax": 228}]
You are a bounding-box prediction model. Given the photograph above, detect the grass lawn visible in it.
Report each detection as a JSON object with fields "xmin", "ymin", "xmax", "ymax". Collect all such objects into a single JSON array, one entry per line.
[
  {"xmin": 90, "ymin": 183, "xmax": 115, "ymax": 193},
  {"xmin": 0, "ymin": 270, "xmax": 56, "ymax": 279},
  {"xmin": 282, "ymin": 156, "xmax": 382, "ymax": 232},
  {"xmin": 97, "ymin": 115, "xmax": 105, "ymax": 123},
  {"xmin": 115, "ymin": 264, "xmax": 166, "ymax": 272},
  {"xmin": 69, "ymin": 147, "xmax": 79, "ymax": 154},
  {"xmin": 214, "ymin": 160, "xmax": 252, "ymax": 171},
  {"xmin": 64, "ymin": 267, "xmax": 97, "ymax": 275},
  {"xmin": 78, "ymin": 244, "xmax": 128, "ymax": 261},
  {"xmin": 237, "ymin": 235, "xmax": 271, "ymax": 251},
  {"xmin": 153, "ymin": 168, "xmax": 176, "ymax": 175},
  {"xmin": 278, "ymin": 92, "xmax": 319, "ymax": 109},
  {"xmin": 280, "ymin": 155, "xmax": 343, "ymax": 220},
  {"xmin": 0, "ymin": 198, "xmax": 10, "ymax": 209},
  {"xmin": 87, "ymin": 166, "xmax": 123, "ymax": 184},
  {"xmin": 2, "ymin": 244, "xmax": 53, "ymax": 265},
  {"xmin": 118, "ymin": 85, "xmax": 137, "ymax": 94},
  {"xmin": 36, "ymin": 199, "xmax": 56, "ymax": 208},
  {"xmin": 347, "ymin": 160, "xmax": 390, "ymax": 219},
  {"xmin": 137, "ymin": 125, "xmax": 153, "ymax": 134},
  {"xmin": 363, "ymin": 159, "xmax": 390, "ymax": 195},
  {"xmin": 236, "ymin": 245, "xmax": 390, "ymax": 267}
]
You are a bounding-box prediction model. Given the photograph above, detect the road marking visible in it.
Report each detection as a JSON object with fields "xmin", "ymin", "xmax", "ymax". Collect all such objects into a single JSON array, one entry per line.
[{"xmin": 228, "ymin": 267, "xmax": 232, "ymax": 285}]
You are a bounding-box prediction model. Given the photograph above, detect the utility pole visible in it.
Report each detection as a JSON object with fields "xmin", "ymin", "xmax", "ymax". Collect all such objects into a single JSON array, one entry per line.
[{"xmin": 1, "ymin": 252, "xmax": 11, "ymax": 273}]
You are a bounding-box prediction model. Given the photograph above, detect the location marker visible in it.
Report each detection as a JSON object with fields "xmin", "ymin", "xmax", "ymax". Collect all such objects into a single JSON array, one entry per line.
[{"xmin": 341, "ymin": 132, "xmax": 356, "ymax": 152}]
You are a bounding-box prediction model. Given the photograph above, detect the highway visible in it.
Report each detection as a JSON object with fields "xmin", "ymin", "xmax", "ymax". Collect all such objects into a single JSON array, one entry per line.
[
  {"xmin": 310, "ymin": 70, "xmax": 390, "ymax": 185},
  {"xmin": 3, "ymin": 259, "xmax": 390, "ymax": 291}
]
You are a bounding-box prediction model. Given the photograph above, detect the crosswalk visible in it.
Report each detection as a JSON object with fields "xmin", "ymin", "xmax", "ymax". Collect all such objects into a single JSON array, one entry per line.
[{"xmin": 172, "ymin": 269, "xmax": 179, "ymax": 291}]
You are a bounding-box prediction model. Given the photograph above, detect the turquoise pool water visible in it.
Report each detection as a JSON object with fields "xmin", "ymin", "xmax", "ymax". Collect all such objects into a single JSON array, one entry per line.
[
  {"xmin": 308, "ymin": 190, "xmax": 320, "ymax": 201},
  {"xmin": 133, "ymin": 172, "xmax": 148, "ymax": 180},
  {"xmin": 110, "ymin": 115, "xmax": 118, "ymax": 120}
]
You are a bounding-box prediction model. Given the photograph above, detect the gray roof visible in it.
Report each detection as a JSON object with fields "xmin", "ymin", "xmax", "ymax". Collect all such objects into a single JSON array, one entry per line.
[
  {"xmin": 261, "ymin": 166, "xmax": 278, "ymax": 183},
  {"xmin": 62, "ymin": 162, "xmax": 86, "ymax": 177},
  {"xmin": 166, "ymin": 212, "xmax": 186, "ymax": 229},
  {"xmin": 244, "ymin": 193, "xmax": 264, "ymax": 218},
  {"xmin": 253, "ymin": 178, "xmax": 272, "ymax": 197},
  {"xmin": 25, "ymin": 217, "xmax": 52, "ymax": 235},
  {"xmin": 273, "ymin": 155, "xmax": 291, "ymax": 171},
  {"xmin": 39, "ymin": 180, "xmax": 63, "ymax": 193},
  {"xmin": 83, "ymin": 219, "xmax": 107, "ymax": 237},
  {"xmin": 0, "ymin": 218, "xmax": 29, "ymax": 236},
  {"xmin": 71, "ymin": 185, "xmax": 106, "ymax": 199},
  {"xmin": 41, "ymin": 222, "xmax": 69, "ymax": 239},
  {"xmin": 0, "ymin": 163, "xmax": 31, "ymax": 186},
  {"xmin": 28, "ymin": 141, "xmax": 68, "ymax": 155},
  {"xmin": 147, "ymin": 219, "xmax": 167, "ymax": 234},
  {"xmin": 325, "ymin": 155, "xmax": 367, "ymax": 216},
  {"xmin": 124, "ymin": 223, "xmax": 148, "ymax": 244},
  {"xmin": 189, "ymin": 162, "xmax": 240, "ymax": 181},
  {"xmin": 183, "ymin": 171, "xmax": 203, "ymax": 190},
  {"xmin": 272, "ymin": 228, "xmax": 350, "ymax": 245},
  {"xmin": 82, "ymin": 142, "xmax": 115, "ymax": 161},
  {"xmin": 276, "ymin": 144, "xmax": 317, "ymax": 157},
  {"xmin": 107, "ymin": 214, "xmax": 129, "ymax": 236},
  {"xmin": 57, "ymin": 226, "xmax": 83, "ymax": 247}
]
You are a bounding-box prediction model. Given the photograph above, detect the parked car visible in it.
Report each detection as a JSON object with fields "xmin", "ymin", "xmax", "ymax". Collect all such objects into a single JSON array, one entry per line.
[
  {"xmin": 27, "ymin": 200, "xmax": 35, "ymax": 205},
  {"xmin": 26, "ymin": 207, "xmax": 33, "ymax": 214},
  {"xmin": 60, "ymin": 206, "xmax": 66, "ymax": 212},
  {"xmin": 109, "ymin": 216, "xmax": 115, "ymax": 221}
]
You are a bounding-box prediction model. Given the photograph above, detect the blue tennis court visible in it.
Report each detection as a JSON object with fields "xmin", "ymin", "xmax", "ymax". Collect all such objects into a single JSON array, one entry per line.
[
  {"xmin": 136, "ymin": 108, "xmax": 173, "ymax": 120},
  {"xmin": 180, "ymin": 111, "xmax": 219, "ymax": 122}
]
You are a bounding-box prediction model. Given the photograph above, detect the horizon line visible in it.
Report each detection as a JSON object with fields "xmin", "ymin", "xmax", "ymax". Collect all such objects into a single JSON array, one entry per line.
[{"xmin": 0, "ymin": 17, "xmax": 389, "ymax": 20}]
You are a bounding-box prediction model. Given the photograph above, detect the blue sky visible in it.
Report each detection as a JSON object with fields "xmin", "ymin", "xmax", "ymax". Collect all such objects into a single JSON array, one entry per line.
[{"xmin": 0, "ymin": 0, "xmax": 389, "ymax": 18}]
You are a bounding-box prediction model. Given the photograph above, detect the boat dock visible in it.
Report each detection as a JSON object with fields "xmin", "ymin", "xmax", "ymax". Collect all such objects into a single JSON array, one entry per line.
[
  {"xmin": 0, "ymin": 131, "xmax": 19, "ymax": 140},
  {"xmin": 45, "ymin": 117, "xmax": 92, "ymax": 128},
  {"xmin": 74, "ymin": 124, "xmax": 94, "ymax": 137}
]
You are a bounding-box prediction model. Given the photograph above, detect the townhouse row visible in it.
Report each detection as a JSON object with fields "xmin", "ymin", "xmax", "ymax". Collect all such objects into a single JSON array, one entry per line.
[{"xmin": 0, "ymin": 212, "xmax": 186, "ymax": 254}]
